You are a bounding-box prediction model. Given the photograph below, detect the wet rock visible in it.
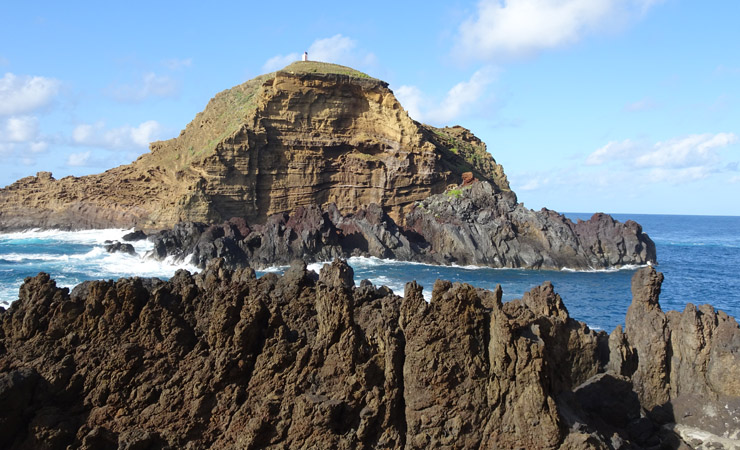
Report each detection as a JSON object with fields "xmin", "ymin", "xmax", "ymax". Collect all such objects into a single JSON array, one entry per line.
[
  {"xmin": 122, "ymin": 230, "xmax": 147, "ymax": 242},
  {"xmin": 104, "ymin": 241, "xmax": 137, "ymax": 256}
]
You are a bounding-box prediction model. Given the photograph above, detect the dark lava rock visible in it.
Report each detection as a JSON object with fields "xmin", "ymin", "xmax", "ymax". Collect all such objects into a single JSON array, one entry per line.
[
  {"xmin": 104, "ymin": 241, "xmax": 137, "ymax": 256},
  {"xmin": 2, "ymin": 264, "xmax": 734, "ymax": 448},
  {"xmin": 122, "ymin": 230, "xmax": 147, "ymax": 242},
  {"xmin": 148, "ymin": 181, "xmax": 656, "ymax": 272}
]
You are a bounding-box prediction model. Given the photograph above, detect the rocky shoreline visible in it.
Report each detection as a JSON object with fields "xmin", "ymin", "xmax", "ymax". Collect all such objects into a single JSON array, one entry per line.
[
  {"xmin": 0, "ymin": 261, "xmax": 737, "ymax": 448},
  {"xmin": 142, "ymin": 180, "xmax": 655, "ymax": 271}
]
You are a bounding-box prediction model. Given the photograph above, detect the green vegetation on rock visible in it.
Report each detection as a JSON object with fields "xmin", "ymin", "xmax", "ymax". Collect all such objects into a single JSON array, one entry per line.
[{"xmin": 281, "ymin": 61, "xmax": 374, "ymax": 79}]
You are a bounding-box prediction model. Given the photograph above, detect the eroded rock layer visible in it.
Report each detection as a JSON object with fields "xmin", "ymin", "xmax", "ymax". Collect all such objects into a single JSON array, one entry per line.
[
  {"xmin": 1, "ymin": 263, "xmax": 737, "ymax": 449},
  {"xmin": 0, "ymin": 63, "xmax": 507, "ymax": 231},
  {"xmin": 144, "ymin": 180, "xmax": 656, "ymax": 270}
]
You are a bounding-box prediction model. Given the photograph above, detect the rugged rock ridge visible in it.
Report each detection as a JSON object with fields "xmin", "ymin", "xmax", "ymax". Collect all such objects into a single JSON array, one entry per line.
[
  {"xmin": 0, "ymin": 62, "xmax": 507, "ymax": 231},
  {"xmin": 146, "ymin": 180, "xmax": 655, "ymax": 270},
  {"xmin": 1, "ymin": 263, "xmax": 737, "ymax": 448}
]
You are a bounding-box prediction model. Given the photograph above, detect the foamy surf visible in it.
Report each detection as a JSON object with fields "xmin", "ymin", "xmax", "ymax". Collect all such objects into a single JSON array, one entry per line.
[
  {"xmin": 559, "ymin": 263, "xmax": 649, "ymax": 273},
  {"xmin": 0, "ymin": 228, "xmax": 200, "ymax": 306}
]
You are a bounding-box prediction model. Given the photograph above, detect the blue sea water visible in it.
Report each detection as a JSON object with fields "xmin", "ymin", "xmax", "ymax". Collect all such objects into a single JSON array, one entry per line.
[{"xmin": 0, "ymin": 214, "xmax": 738, "ymax": 332}]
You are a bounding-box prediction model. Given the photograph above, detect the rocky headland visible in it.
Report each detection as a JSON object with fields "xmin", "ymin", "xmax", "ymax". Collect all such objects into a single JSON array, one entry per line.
[
  {"xmin": 1, "ymin": 262, "xmax": 738, "ymax": 449},
  {"xmin": 0, "ymin": 61, "xmax": 654, "ymax": 271},
  {"xmin": 0, "ymin": 62, "xmax": 508, "ymax": 231}
]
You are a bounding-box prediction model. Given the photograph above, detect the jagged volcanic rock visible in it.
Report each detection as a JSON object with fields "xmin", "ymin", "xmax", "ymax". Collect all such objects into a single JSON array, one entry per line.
[
  {"xmin": 404, "ymin": 180, "xmax": 656, "ymax": 268},
  {"xmin": 0, "ymin": 62, "xmax": 508, "ymax": 231},
  {"xmin": 147, "ymin": 180, "xmax": 655, "ymax": 270},
  {"xmin": 1, "ymin": 263, "xmax": 737, "ymax": 448}
]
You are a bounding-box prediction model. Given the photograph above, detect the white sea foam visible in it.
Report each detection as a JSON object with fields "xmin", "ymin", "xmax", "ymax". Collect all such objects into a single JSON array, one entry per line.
[
  {"xmin": 306, "ymin": 261, "xmax": 329, "ymax": 273},
  {"xmin": 0, "ymin": 228, "xmax": 135, "ymax": 245},
  {"xmin": 346, "ymin": 255, "xmax": 492, "ymax": 271},
  {"xmin": 559, "ymin": 264, "xmax": 648, "ymax": 273},
  {"xmin": 0, "ymin": 228, "xmax": 200, "ymax": 305}
]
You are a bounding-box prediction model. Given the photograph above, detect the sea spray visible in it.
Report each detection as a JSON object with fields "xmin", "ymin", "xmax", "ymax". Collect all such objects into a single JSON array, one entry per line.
[{"xmin": 0, "ymin": 229, "xmax": 199, "ymax": 308}]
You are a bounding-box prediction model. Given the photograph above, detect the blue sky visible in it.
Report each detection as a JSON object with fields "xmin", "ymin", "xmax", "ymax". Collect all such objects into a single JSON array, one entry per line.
[{"xmin": 1, "ymin": 0, "xmax": 739, "ymax": 215}]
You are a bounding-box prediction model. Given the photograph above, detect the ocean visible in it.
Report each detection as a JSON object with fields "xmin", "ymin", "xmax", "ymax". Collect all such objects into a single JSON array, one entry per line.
[{"xmin": 1, "ymin": 214, "xmax": 738, "ymax": 332}]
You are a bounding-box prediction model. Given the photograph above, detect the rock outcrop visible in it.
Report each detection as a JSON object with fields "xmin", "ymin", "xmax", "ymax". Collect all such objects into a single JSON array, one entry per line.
[
  {"xmin": 147, "ymin": 180, "xmax": 655, "ymax": 270},
  {"xmin": 1, "ymin": 263, "xmax": 736, "ymax": 448},
  {"xmin": 0, "ymin": 61, "xmax": 655, "ymax": 271},
  {"xmin": 0, "ymin": 62, "xmax": 507, "ymax": 231}
]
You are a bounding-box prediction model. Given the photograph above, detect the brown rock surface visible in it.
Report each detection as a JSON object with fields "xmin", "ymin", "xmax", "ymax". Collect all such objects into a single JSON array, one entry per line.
[
  {"xmin": 0, "ymin": 62, "xmax": 507, "ymax": 231},
  {"xmin": 4, "ymin": 263, "xmax": 736, "ymax": 448},
  {"xmin": 611, "ymin": 266, "xmax": 740, "ymax": 446}
]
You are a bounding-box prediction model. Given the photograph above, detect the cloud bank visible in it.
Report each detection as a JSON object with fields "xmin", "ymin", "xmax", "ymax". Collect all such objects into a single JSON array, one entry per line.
[
  {"xmin": 72, "ymin": 120, "xmax": 163, "ymax": 150},
  {"xmin": 0, "ymin": 73, "xmax": 60, "ymax": 116},
  {"xmin": 396, "ymin": 67, "xmax": 497, "ymax": 124},
  {"xmin": 456, "ymin": 0, "xmax": 660, "ymax": 61},
  {"xmin": 586, "ymin": 132, "xmax": 738, "ymax": 184}
]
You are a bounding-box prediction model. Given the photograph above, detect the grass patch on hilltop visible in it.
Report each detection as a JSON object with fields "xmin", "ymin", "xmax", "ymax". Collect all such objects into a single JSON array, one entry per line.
[{"xmin": 281, "ymin": 61, "xmax": 375, "ymax": 79}]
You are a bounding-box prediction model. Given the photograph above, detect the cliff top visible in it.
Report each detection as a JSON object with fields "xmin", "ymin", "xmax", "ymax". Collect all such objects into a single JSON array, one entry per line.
[{"xmin": 279, "ymin": 61, "xmax": 376, "ymax": 80}]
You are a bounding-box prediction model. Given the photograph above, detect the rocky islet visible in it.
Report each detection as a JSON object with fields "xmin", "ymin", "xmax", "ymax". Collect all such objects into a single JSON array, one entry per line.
[{"xmin": 0, "ymin": 61, "xmax": 652, "ymax": 271}]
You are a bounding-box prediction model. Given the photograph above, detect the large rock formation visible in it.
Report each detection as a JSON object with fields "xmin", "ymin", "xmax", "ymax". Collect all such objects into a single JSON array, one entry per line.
[
  {"xmin": 0, "ymin": 62, "xmax": 508, "ymax": 231},
  {"xmin": 1, "ymin": 263, "xmax": 737, "ymax": 448},
  {"xmin": 0, "ymin": 61, "xmax": 655, "ymax": 270},
  {"xmin": 145, "ymin": 180, "xmax": 655, "ymax": 270}
]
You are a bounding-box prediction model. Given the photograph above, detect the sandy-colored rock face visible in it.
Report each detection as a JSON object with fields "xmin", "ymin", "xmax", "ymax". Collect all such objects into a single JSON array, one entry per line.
[
  {"xmin": 185, "ymin": 72, "xmax": 447, "ymax": 224},
  {"xmin": 0, "ymin": 63, "xmax": 508, "ymax": 231}
]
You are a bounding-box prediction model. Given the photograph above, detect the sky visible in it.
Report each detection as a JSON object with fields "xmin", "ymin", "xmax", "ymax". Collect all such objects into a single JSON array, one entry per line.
[{"xmin": 1, "ymin": 0, "xmax": 739, "ymax": 216}]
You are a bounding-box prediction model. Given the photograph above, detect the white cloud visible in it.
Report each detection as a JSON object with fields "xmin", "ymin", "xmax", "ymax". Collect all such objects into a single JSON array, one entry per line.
[
  {"xmin": 72, "ymin": 120, "xmax": 162, "ymax": 149},
  {"xmin": 110, "ymin": 73, "xmax": 179, "ymax": 102},
  {"xmin": 395, "ymin": 67, "xmax": 497, "ymax": 124},
  {"xmin": 456, "ymin": 0, "xmax": 660, "ymax": 61},
  {"xmin": 67, "ymin": 151, "xmax": 91, "ymax": 167},
  {"xmin": 730, "ymin": 175, "xmax": 740, "ymax": 184},
  {"xmin": 584, "ymin": 133, "xmax": 738, "ymax": 185},
  {"xmin": 635, "ymin": 133, "xmax": 737, "ymax": 169},
  {"xmin": 3, "ymin": 116, "xmax": 39, "ymax": 142},
  {"xmin": 308, "ymin": 34, "xmax": 357, "ymax": 62},
  {"xmin": 647, "ymin": 166, "xmax": 715, "ymax": 183},
  {"xmin": 0, "ymin": 116, "xmax": 48, "ymax": 156},
  {"xmin": 263, "ymin": 53, "xmax": 300, "ymax": 72},
  {"xmin": 518, "ymin": 176, "xmax": 551, "ymax": 191},
  {"xmin": 162, "ymin": 58, "xmax": 193, "ymax": 70},
  {"xmin": 395, "ymin": 85, "xmax": 425, "ymax": 122},
  {"xmin": 263, "ymin": 34, "xmax": 376, "ymax": 72},
  {"xmin": 586, "ymin": 139, "xmax": 638, "ymax": 165},
  {"xmin": 0, "ymin": 73, "xmax": 60, "ymax": 115},
  {"xmin": 29, "ymin": 141, "xmax": 48, "ymax": 153}
]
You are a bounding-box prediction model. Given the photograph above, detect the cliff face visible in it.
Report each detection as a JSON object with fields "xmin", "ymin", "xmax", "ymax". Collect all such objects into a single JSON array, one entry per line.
[
  {"xmin": 144, "ymin": 180, "xmax": 656, "ymax": 270},
  {"xmin": 1, "ymin": 263, "xmax": 737, "ymax": 449},
  {"xmin": 0, "ymin": 62, "xmax": 508, "ymax": 231}
]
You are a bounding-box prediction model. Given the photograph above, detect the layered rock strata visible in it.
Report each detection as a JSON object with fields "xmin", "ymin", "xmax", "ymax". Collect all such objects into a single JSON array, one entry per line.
[
  {"xmin": 1, "ymin": 263, "xmax": 737, "ymax": 448},
  {"xmin": 146, "ymin": 180, "xmax": 655, "ymax": 270},
  {"xmin": 0, "ymin": 62, "xmax": 507, "ymax": 231}
]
